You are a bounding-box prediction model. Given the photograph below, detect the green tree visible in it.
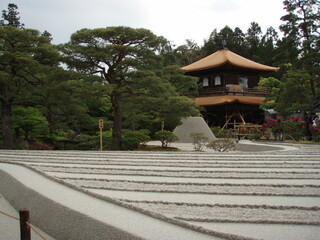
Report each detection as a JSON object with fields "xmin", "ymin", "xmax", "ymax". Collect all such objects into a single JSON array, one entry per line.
[
  {"xmin": 161, "ymin": 65, "xmax": 198, "ymax": 97},
  {"xmin": 276, "ymin": 70, "xmax": 313, "ymax": 116},
  {"xmin": 121, "ymin": 70, "xmax": 199, "ymax": 132},
  {"xmin": 173, "ymin": 39, "xmax": 204, "ymax": 66},
  {"xmin": 258, "ymin": 77, "xmax": 284, "ymax": 110},
  {"xmin": 60, "ymin": 27, "xmax": 166, "ymax": 149},
  {"xmin": 0, "ymin": 3, "xmax": 24, "ymax": 28},
  {"xmin": 12, "ymin": 106, "xmax": 49, "ymax": 142},
  {"xmin": 259, "ymin": 27, "xmax": 279, "ymax": 66},
  {"xmin": 245, "ymin": 22, "xmax": 263, "ymax": 61},
  {"xmin": 29, "ymin": 69, "xmax": 102, "ymax": 135},
  {"xmin": 202, "ymin": 26, "xmax": 246, "ymax": 56},
  {"xmin": 158, "ymin": 41, "xmax": 177, "ymax": 66},
  {"xmin": 273, "ymin": 35, "xmax": 300, "ymax": 68},
  {"xmin": 280, "ymin": 0, "xmax": 320, "ymax": 96},
  {"xmin": 0, "ymin": 26, "xmax": 58, "ymax": 148}
]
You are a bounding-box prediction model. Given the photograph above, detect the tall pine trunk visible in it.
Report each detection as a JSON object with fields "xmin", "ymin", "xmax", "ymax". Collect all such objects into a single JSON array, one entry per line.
[
  {"xmin": 1, "ymin": 99, "xmax": 14, "ymax": 149},
  {"xmin": 111, "ymin": 91, "xmax": 122, "ymax": 150}
]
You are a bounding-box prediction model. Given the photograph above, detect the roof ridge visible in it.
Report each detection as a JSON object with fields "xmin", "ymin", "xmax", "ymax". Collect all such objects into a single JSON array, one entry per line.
[{"xmin": 182, "ymin": 49, "xmax": 277, "ymax": 72}]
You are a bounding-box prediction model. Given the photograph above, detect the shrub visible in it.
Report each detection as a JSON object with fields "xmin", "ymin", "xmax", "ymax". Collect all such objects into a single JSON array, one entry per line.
[
  {"xmin": 206, "ymin": 139, "xmax": 237, "ymax": 152},
  {"xmin": 248, "ymin": 128, "xmax": 261, "ymax": 140},
  {"xmin": 310, "ymin": 121, "xmax": 320, "ymax": 142},
  {"xmin": 51, "ymin": 129, "xmax": 75, "ymax": 141},
  {"xmin": 138, "ymin": 129, "xmax": 151, "ymax": 139},
  {"xmin": 190, "ymin": 132, "xmax": 208, "ymax": 151},
  {"xmin": 211, "ymin": 126, "xmax": 227, "ymax": 138},
  {"xmin": 155, "ymin": 130, "xmax": 179, "ymax": 148},
  {"xmin": 283, "ymin": 116, "xmax": 306, "ymax": 141},
  {"xmin": 122, "ymin": 130, "xmax": 150, "ymax": 150},
  {"xmin": 29, "ymin": 142, "xmax": 53, "ymax": 150},
  {"xmin": 121, "ymin": 137, "xmax": 141, "ymax": 150},
  {"xmin": 261, "ymin": 118, "xmax": 284, "ymax": 140},
  {"xmin": 76, "ymin": 134, "xmax": 99, "ymax": 150},
  {"xmin": 102, "ymin": 131, "xmax": 113, "ymax": 150},
  {"xmin": 261, "ymin": 116, "xmax": 307, "ymax": 141}
]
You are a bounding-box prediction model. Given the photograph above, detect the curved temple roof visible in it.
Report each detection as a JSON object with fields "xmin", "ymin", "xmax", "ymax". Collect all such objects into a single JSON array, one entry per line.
[{"xmin": 182, "ymin": 49, "xmax": 278, "ymax": 72}]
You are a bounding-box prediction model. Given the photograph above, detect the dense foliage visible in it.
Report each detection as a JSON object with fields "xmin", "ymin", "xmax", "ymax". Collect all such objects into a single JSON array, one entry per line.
[
  {"xmin": 0, "ymin": 1, "xmax": 319, "ymax": 149},
  {"xmin": 260, "ymin": 115, "xmax": 314, "ymax": 141}
]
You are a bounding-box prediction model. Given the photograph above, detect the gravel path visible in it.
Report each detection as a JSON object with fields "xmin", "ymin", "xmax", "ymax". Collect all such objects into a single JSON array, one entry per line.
[{"xmin": 0, "ymin": 141, "xmax": 320, "ymax": 240}]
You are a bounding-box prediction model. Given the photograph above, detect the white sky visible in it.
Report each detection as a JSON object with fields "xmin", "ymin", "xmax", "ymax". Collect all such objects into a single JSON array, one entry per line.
[{"xmin": 0, "ymin": 0, "xmax": 286, "ymax": 46}]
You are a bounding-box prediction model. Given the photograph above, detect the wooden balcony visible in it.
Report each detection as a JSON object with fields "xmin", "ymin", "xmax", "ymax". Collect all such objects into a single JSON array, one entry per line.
[{"xmin": 199, "ymin": 85, "xmax": 270, "ymax": 97}]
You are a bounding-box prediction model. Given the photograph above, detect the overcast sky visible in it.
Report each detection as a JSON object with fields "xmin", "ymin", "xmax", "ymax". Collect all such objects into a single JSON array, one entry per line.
[{"xmin": 0, "ymin": 0, "xmax": 286, "ymax": 46}]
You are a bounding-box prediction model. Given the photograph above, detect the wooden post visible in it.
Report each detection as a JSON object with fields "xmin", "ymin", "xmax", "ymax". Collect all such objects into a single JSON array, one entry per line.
[
  {"xmin": 99, "ymin": 119, "xmax": 104, "ymax": 151},
  {"xmin": 19, "ymin": 209, "xmax": 31, "ymax": 240},
  {"xmin": 161, "ymin": 121, "xmax": 164, "ymax": 130}
]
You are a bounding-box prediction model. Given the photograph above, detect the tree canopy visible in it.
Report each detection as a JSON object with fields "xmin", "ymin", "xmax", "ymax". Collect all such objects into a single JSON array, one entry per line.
[
  {"xmin": 0, "ymin": 25, "xmax": 58, "ymax": 148},
  {"xmin": 59, "ymin": 26, "xmax": 199, "ymax": 149},
  {"xmin": 0, "ymin": 3, "xmax": 24, "ymax": 28}
]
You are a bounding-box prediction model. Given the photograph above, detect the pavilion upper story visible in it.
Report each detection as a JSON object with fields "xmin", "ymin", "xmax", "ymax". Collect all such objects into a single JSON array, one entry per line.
[{"xmin": 182, "ymin": 49, "xmax": 278, "ymax": 100}]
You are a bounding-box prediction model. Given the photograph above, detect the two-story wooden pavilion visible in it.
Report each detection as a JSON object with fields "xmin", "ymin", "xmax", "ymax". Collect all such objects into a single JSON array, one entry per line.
[{"xmin": 182, "ymin": 49, "xmax": 277, "ymax": 129}]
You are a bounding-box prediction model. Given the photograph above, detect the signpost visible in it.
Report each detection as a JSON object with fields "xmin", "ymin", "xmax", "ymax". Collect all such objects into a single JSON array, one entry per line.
[{"xmin": 99, "ymin": 119, "xmax": 104, "ymax": 151}]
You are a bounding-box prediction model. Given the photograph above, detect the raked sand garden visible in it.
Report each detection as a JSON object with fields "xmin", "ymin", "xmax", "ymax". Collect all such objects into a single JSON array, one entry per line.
[{"xmin": 0, "ymin": 141, "xmax": 320, "ymax": 239}]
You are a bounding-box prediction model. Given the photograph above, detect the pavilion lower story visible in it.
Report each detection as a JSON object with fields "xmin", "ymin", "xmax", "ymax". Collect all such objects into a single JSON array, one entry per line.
[
  {"xmin": 195, "ymin": 95, "xmax": 267, "ymax": 129},
  {"xmin": 201, "ymin": 103, "xmax": 265, "ymax": 129}
]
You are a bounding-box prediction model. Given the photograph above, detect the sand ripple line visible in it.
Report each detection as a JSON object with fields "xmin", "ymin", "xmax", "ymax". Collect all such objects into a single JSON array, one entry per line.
[
  {"xmin": 34, "ymin": 165, "xmax": 320, "ymax": 179},
  {"xmin": 60, "ymin": 178, "xmax": 320, "ymax": 196},
  {"xmin": 121, "ymin": 201, "xmax": 320, "ymax": 225}
]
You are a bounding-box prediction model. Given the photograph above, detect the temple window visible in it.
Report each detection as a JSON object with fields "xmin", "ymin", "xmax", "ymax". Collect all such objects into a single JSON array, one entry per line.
[
  {"xmin": 202, "ymin": 77, "xmax": 209, "ymax": 87},
  {"xmin": 214, "ymin": 76, "xmax": 221, "ymax": 85},
  {"xmin": 239, "ymin": 76, "xmax": 248, "ymax": 88}
]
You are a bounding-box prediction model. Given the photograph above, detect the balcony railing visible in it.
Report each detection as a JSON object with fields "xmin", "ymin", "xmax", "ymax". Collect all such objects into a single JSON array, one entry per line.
[{"xmin": 199, "ymin": 85, "xmax": 270, "ymax": 97}]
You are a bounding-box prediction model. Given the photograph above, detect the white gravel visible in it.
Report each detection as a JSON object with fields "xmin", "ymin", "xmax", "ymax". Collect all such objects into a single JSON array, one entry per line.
[
  {"xmin": 87, "ymin": 189, "xmax": 320, "ymax": 207},
  {"xmin": 0, "ymin": 163, "xmax": 223, "ymax": 240},
  {"xmin": 0, "ymin": 141, "xmax": 320, "ymax": 240},
  {"xmin": 0, "ymin": 194, "xmax": 56, "ymax": 240}
]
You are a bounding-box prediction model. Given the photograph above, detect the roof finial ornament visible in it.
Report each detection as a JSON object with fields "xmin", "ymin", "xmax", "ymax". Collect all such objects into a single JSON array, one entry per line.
[{"xmin": 222, "ymin": 40, "xmax": 228, "ymax": 50}]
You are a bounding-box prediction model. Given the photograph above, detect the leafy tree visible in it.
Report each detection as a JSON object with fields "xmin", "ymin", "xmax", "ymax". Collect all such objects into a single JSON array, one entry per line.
[
  {"xmin": 258, "ymin": 77, "xmax": 284, "ymax": 110},
  {"xmin": 280, "ymin": 0, "xmax": 320, "ymax": 96},
  {"xmin": 245, "ymin": 22, "xmax": 263, "ymax": 61},
  {"xmin": 161, "ymin": 65, "xmax": 198, "ymax": 97},
  {"xmin": 121, "ymin": 70, "xmax": 199, "ymax": 132},
  {"xmin": 0, "ymin": 3, "xmax": 24, "ymax": 28},
  {"xmin": 30, "ymin": 69, "xmax": 102, "ymax": 135},
  {"xmin": 159, "ymin": 39, "xmax": 205, "ymax": 67},
  {"xmin": 232, "ymin": 27, "xmax": 247, "ymax": 56},
  {"xmin": 202, "ymin": 29, "xmax": 219, "ymax": 55},
  {"xmin": 273, "ymin": 35, "xmax": 300, "ymax": 67},
  {"xmin": 12, "ymin": 106, "xmax": 49, "ymax": 141},
  {"xmin": 0, "ymin": 26, "xmax": 59, "ymax": 148},
  {"xmin": 158, "ymin": 41, "xmax": 177, "ymax": 66},
  {"xmin": 60, "ymin": 27, "xmax": 166, "ymax": 149},
  {"xmin": 202, "ymin": 26, "xmax": 246, "ymax": 56},
  {"xmin": 173, "ymin": 39, "xmax": 204, "ymax": 66},
  {"xmin": 276, "ymin": 70, "xmax": 313, "ymax": 116},
  {"xmin": 42, "ymin": 30, "xmax": 53, "ymax": 42},
  {"xmin": 259, "ymin": 27, "xmax": 279, "ymax": 66}
]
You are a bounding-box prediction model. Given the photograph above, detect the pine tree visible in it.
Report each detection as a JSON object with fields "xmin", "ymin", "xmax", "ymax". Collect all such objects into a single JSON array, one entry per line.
[{"xmin": 0, "ymin": 3, "xmax": 24, "ymax": 28}]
